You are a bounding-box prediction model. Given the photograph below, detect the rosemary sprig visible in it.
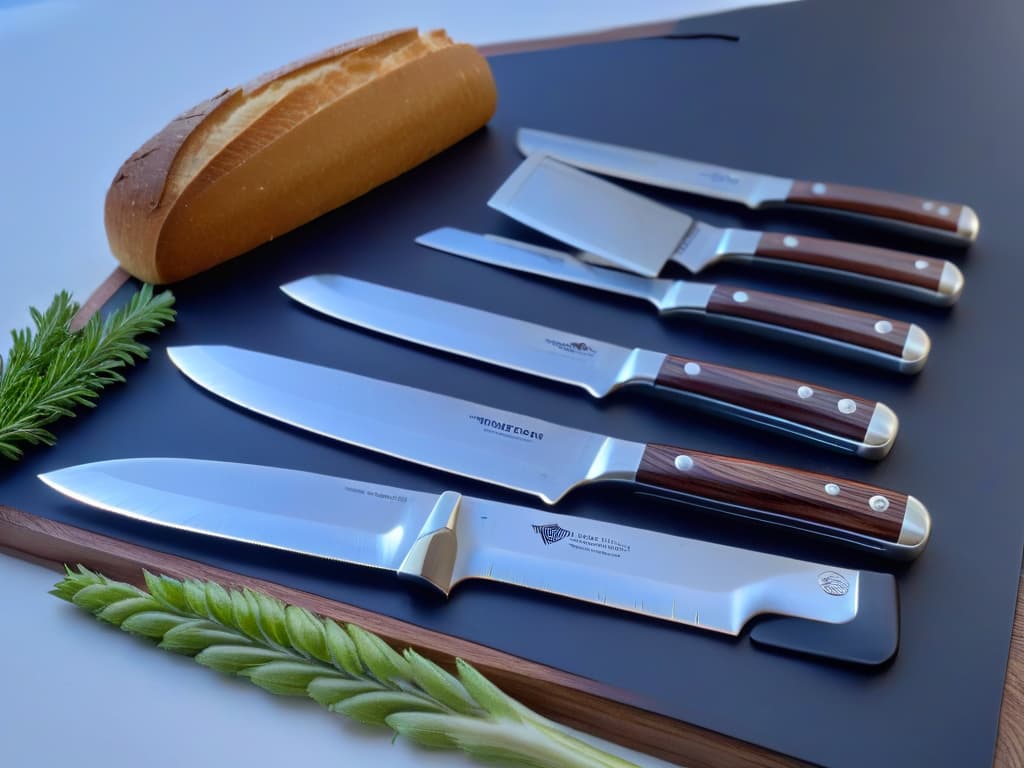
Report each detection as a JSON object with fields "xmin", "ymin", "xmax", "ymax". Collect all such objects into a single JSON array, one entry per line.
[
  {"xmin": 0, "ymin": 285, "xmax": 175, "ymax": 460},
  {"xmin": 53, "ymin": 566, "xmax": 642, "ymax": 768}
]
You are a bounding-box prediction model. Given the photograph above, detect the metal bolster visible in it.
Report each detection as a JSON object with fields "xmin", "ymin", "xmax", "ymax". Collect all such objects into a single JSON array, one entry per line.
[
  {"xmin": 396, "ymin": 491, "xmax": 462, "ymax": 596},
  {"xmin": 938, "ymin": 262, "xmax": 965, "ymax": 304},
  {"xmin": 957, "ymin": 206, "xmax": 980, "ymax": 242},
  {"xmin": 611, "ymin": 348, "xmax": 666, "ymax": 392},
  {"xmin": 857, "ymin": 403, "xmax": 899, "ymax": 460},
  {"xmin": 900, "ymin": 325, "xmax": 931, "ymax": 374},
  {"xmin": 899, "ymin": 496, "xmax": 931, "ymax": 553}
]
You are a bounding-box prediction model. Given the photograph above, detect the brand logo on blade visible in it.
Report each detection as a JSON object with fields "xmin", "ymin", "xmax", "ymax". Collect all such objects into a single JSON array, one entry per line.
[
  {"xmin": 698, "ymin": 170, "xmax": 741, "ymax": 186},
  {"xmin": 469, "ymin": 415, "xmax": 544, "ymax": 442},
  {"xmin": 532, "ymin": 523, "xmax": 631, "ymax": 558},
  {"xmin": 544, "ymin": 338, "xmax": 597, "ymax": 356},
  {"xmin": 818, "ymin": 571, "xmax": 850, "ymax": 596},
  {"xmin": 532, "ymin": 523, "xmax": 572, "ymax": 545}
]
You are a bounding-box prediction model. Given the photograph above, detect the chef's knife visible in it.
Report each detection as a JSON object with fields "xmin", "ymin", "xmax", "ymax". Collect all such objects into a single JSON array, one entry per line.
[
  {"xmin": 167, "ymin": 345, "xmax": 930, "ymax": 559},
  {"xmin": 415, "ymin": 228, "xmax": 931, "ymax": 374},
  {"xmin": 282, "ymin": 274, "xmax": 898, "ymax": 459},
  {"xmin": 517, "ymin": 128, "xmax": 980, "ymax": 245},
  {"xmin": 38, "ymin": 458, "xmax": 900, "ymax": 665},
  {"xmin": 490, "ymin": 154, "xmax": 963, "ymax": 305}
]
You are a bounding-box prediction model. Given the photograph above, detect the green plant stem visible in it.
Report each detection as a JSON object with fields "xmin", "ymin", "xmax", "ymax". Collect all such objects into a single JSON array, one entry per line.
[
  {"xmin": 52, "ymin": 566, "xmax": 644, "ymax": 768},
  {"xmin": 0, "ymin": 285, "xmax": 175, "ymax": 460}
]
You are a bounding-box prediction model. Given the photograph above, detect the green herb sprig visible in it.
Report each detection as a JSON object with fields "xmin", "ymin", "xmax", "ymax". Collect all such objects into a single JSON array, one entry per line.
[
  {"xmin": 0, "ymin": 285, "xmax": 175, "ymax": 460},
  {"xmin": 53, "ymin": 566, "xmax": 641, "ymax": 768}
]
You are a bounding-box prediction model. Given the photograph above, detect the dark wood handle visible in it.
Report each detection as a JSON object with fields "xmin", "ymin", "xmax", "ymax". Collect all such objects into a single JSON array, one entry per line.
[
  {"xmin": 786, "ymin": 180, "xmax": 978, "ymax": 242},
  {"xmin": 705, "ymin": 285, "xmax": 924, "ymax": 370},
  {"xmin": 656, "ymin": 355, "xmax": 880, "ymax": 444},
  {"xmin": 636, "ymin": 444, "xmax": 913, "ymax": 546},
  {"xmin": 754, "ymin": 232, "xmax": 962, "ymax": 304}
]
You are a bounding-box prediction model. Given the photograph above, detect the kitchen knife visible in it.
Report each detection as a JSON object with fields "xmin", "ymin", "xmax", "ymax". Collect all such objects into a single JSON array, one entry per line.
[
  {"xmin": 39, "ymin": 458, "xmax": 899, "ymax": 665},
  {"xmin": 282, "ymin": 274, "xmax": 898, "ymax": 459},
  {"xmin": 415, "ymin": 228, "xmax": 931, "ymax": 374},
  {"xmin": 167, "ymin": 345, "xmax": 930, "ymax": 559},
  {"xmin": 490, "ymin": 154, "xmax": 963, "ymax": 305},
  {"xmin": 517, "ymin": 128, "xmax": 979, "ymax": 244}
]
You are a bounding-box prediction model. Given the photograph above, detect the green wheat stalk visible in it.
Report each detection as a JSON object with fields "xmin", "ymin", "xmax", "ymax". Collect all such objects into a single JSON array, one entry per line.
[
  {"xmin": 0, "ymin": 285, "xmax": 176, "ymax": 460},
  {"xmin": 52, "ymin": 566, "xmax": 643, "ymax": 768}
]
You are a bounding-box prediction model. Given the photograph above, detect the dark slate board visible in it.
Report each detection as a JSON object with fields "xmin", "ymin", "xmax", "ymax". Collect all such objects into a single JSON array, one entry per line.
[{"xmin": 3, "ymin": 0, "xmax": 1022, "ymax": 765}]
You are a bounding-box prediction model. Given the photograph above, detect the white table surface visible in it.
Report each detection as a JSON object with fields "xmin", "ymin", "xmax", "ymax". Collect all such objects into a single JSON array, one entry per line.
[{"xmin": 0, "ymin": 2, "xmax": 783, "ymax": 766}]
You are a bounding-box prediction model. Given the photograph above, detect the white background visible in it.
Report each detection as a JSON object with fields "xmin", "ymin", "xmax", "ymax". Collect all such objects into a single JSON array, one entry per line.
[{"xmin": 1, "ymin": 2, "xmax": 783, "ymax": 766}]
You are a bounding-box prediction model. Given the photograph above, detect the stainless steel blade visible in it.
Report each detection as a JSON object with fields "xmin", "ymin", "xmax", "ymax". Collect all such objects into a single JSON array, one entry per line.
[
  {"xmin": 167, "ymin": 345, "xmax": 645, "ymax": 505},
  {"xmin": 40, "ymin": 458, "xmax": 861, "ymax": 636},
  {"xmin": 414, "ymin": 227, "xmax": 715, "ymax": 311},
  {"xmin": 489, "ymin": 154, "xmax": 693, "ymax": 277},
  {"xmin": 517, "ymin": 128, "xmax": 794, "ymax": 209},
  {"xmin": 281, "ymin": 274, "xmax": 664, "ymax": 398},
  {"xmin": 39, "ymin": 458, "xmax": 435, "ymax": 571}
]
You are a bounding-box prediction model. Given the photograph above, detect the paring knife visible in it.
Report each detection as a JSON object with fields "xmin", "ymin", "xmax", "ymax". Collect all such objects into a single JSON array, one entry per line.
[
  {"xmin": 167, "ymin": 345, "xmax": 930, "ymax": 559},
  {"xmin": 415, "ymin": 227, "xmax": 931, "ymax": 374},
  {"xmin": 38, "ymin": 458, "xmax": 901, "ymax": 665},
  {"xmin": 282, "ymin": 274, "xmax": 898, "ymax": 459},
  {"xmin": 490, "ymin": 154, "xmax": 964, "ymax": 306},
  {"xmin": 517, "ymin": 128, "xmax": 980, "ymax": 245}
]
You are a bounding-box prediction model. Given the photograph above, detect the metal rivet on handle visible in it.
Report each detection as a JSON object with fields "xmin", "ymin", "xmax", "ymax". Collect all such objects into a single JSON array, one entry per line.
[
  {"xmin": 914, "ymin": 259, "xmax": 929, "ymax": 270},
  {"xmin": 938, "ymin": 205, "xmax": 950, "ymax": 216},
  {"xmin": 674, "ymin": 455, "xmax": 694, "ymax": 471},
  {"xmin": 732, "ymin": 291, "xmax": 749, "ymax": 303},
  {"xmin": 869, "ymin": 495, "xmax": 890, "ymax": 512},
  {"xmin": 812, "ymin": 183, "xmax": 827, "ymax": 195},
  {"xmin": 838, "ymin": 398, "xmax": 857, "ymax": 414},
  {"xmin": 874, "ymin": 320, "xmax": 893, "ymax": 334},
  {"xmin": 824, "ymin": 483, "xmax": 841, "ymax": 496},
  {"xmin": 922, "ymin": 201, "xmax": 935, "ymax": 211},
  {"xmin": 783, "ymin": 235, "xmax": 799, "ymax": 248},
  {"xmin": 797, "ymin": 385, "xmax": 814, "ymax": 399},
  {"xmin": 683, "ymin": 362, "xmax": 701, "ymax": 376}
]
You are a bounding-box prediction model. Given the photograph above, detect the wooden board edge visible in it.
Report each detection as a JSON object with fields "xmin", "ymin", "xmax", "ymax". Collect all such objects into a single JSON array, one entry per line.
[
  {"xmin": 995, "ymin": 571, "xmax": 1024, "ymax": 766},
  {"xmin": 69, "ymin": 267, "xmax": 131, "ymax": 332}
]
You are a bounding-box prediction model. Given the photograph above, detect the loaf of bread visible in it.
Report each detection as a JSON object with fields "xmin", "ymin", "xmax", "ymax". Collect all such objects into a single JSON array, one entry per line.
[{"xmin": 105, "ymin": 29, "xmax": 497, "ymax": 283}]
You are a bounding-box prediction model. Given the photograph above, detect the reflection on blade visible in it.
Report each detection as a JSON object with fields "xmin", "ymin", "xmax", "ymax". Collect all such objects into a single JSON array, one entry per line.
[
  {"xmin": 416, "ymin": 227, "xmax": 670, "ymax": 304},
  {"xmin": 488, "ymin": 154, "xmax": 691, "ymax": 276},
  {"xmin": 40, "ymin": 458, "xmax": 435, "ymax": 570},
  {"xmin": 166, "ymin": 345, "xmax": 620, "ymax": 504},
  {"xmin": 281, "ymin": 274, "xmax": 639, "ymax": 398},
  {"xmin": 461, "ymin": 494, "xmax": 861, "ymax": 635},
  {"xmin": 516, "ymin": 127, "xmax": 786, "ymax": 207}
]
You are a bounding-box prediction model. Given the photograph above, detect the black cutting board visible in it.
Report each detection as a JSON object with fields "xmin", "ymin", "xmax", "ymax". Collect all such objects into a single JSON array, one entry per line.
[{"xmin": 3, "ymin": 0, "xmax": 1022, "ymax": 765}]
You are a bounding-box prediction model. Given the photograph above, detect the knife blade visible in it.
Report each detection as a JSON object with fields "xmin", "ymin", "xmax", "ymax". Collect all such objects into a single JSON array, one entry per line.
[
  {"xmin": 38, "ymin": 457, "xmax": 900, "ymax": 665},
  {"xmin": 281, "ymin": 274, "xmax": 898, "ymax": 459},
  {"xmin": 517, "ymin": 128, "xmax": 980, "ymax": 244},
  {"xmin": 415, "ymin": 227, "xmax": 931, "ymax": 374},
  {"xmin": 166, "ymin": 345, "xmax": 930, "ymax": 559},
  {"xmin": 489, "ymin": 154, "xmax": 963, "ymax": 305}
]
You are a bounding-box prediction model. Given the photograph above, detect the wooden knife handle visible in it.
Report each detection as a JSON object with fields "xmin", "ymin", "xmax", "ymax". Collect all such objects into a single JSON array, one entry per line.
[
  {"xmin": 786, "ymin": 180, "xmax": 979, "ymax": 243},
  {"xmin": 655, "ymin": 355, "xmax": 896, "ymax": 459},
  {"xmin": 635, "ymin": 444, "xmax": 929, "ymax": 558},
  {"xmin": 703, "ymin": 285, "xmax": 929, "ymax": 373},
  {"xmin": 754, "ymin": 232, "xmax": 964, "ymax": 306}
]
